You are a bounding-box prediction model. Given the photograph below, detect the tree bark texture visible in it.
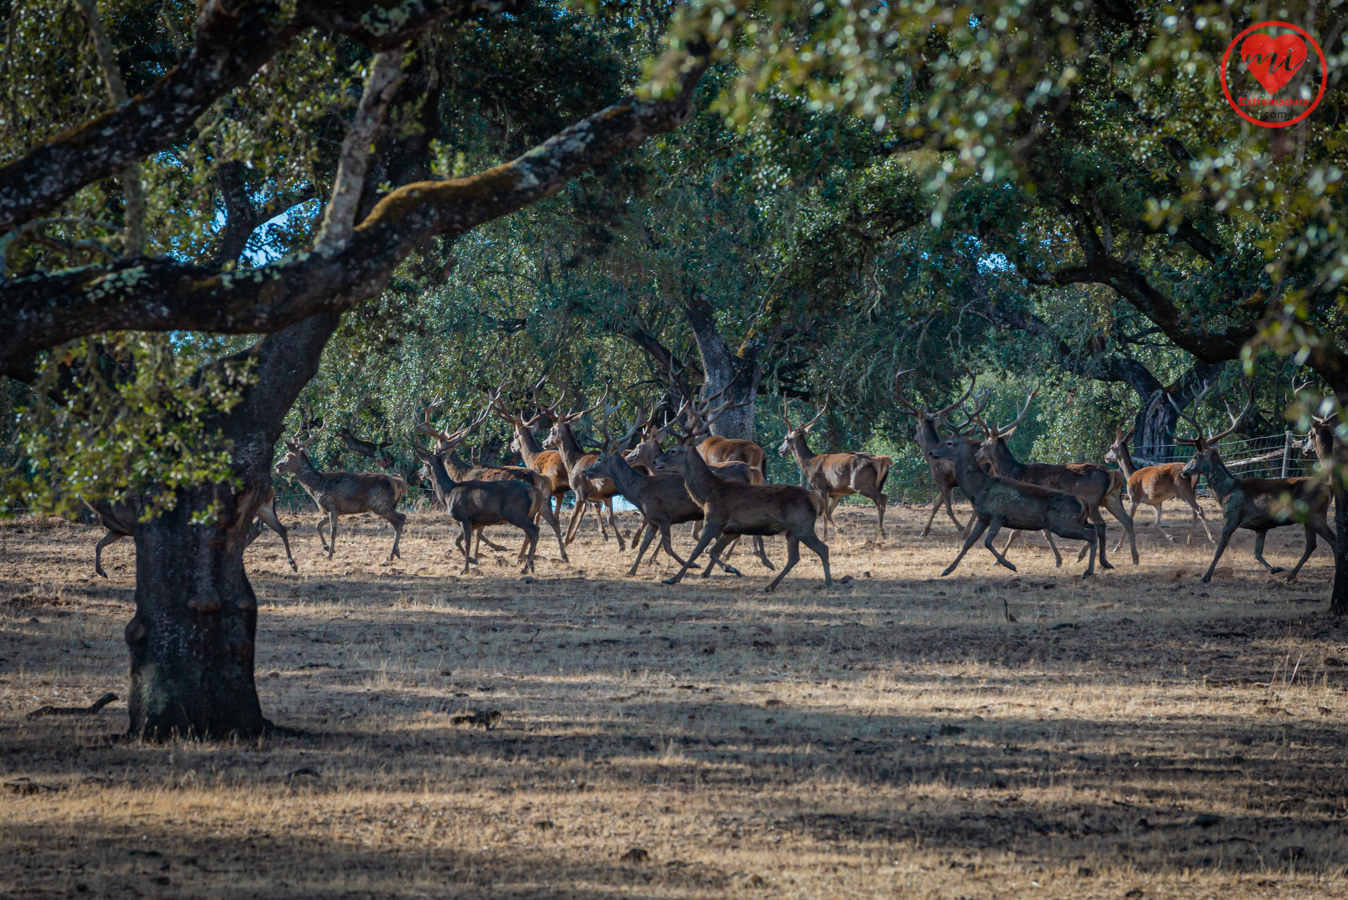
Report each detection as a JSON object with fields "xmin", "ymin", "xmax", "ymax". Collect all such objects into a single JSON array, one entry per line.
[{"xmin": 682, "ymin": 289, "xmax": 758, "ymax": 440}]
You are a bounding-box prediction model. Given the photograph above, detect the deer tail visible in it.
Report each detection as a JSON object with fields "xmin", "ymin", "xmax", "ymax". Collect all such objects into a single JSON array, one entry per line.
[
  {"xmin": 388, "ymin": 475, "xmax": 409, "ymax": 502},
  {"xmin": 875, "ymin": 456, "xmax": 893, "ymax": 493},
  {"xmin": 808, "ymin": 490, "xmax": 826, "ymax": 517}
]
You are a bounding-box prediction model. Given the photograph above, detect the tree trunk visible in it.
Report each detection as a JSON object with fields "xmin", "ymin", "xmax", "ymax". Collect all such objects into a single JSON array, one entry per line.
[
  {"xmin": 683, "ymin": 288, "xmax": 758, "ymax": 441},
  {"xmin": 126, "ymin": 314, "xmax": 339, "ymax": 739},
  {"xmin": 126, "ymin": 482, "xmax": 269, "ymax": 739},
  {"xmin": 1131, "ymin": 392, "xmax": 1180, "ymax": 463},
  {"xmin": 1333, "ymin": 482, "xmax": 1348, "ymax": 616}
]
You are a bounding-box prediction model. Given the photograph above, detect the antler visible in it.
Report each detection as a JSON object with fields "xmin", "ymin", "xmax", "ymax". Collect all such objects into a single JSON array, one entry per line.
[
  {"xmin": 1214, "ymin": 378, "xmax": 1258, "ymax": 443},
  {"xmin": 940, "ymin": 386, "xmax": 992, "ymax": 437},
  {"xmin": 419, "ymin": 398, "xmax": 491, "ymax": 451},
  {"xmin": 892, "ymin": 368, "xmax": 922, "ymax": 416},
  {"xmin": 994, "ymin": 385, "xmax": 1039, "ymax": 437},
  {"xmin": 1169, "ymin": 381, "xmax": 1214, "ymax": 449},
  {"xmin": 934, "ymin": 373, "xmax": 978, "ymax": 418}
]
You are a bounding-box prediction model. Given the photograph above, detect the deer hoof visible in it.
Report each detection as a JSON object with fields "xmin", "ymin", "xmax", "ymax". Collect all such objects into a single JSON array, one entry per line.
[
  {"xmin": 661, "ymin": 577, "xmax": 679, "ymax": 585},
  {"xmin": 1270, "ymin": 566, "xmax": 1285, "ymax": 574},
  {"xmin": 1101, "ymin": 562, "xmax": 1114, "ymax": 570},
  {"xmin": 726, "ymin": 566, "xmax": 743, "ymax": 577}
]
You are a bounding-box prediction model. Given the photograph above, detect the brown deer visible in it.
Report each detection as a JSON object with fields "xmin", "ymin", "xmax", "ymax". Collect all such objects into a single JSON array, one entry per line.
[
  {"xmin": 1174, "ymin": 392, "xmax": 1336, "ymax": 583},
  {"xmin": 1104, "ymin": 423, "xmax": 1213, "ymax": 547},
  {"xmin": 337, "ymin": 426, "xmax": 394, "ymax": 469},
  {"xmin": 418, "ymin": 395, "xmax": 569, "ymax": 563},
  {"xmin": 652, "ymin": 438, "xmax": 830, "ymax": 592},
  {"xmin": 778, "ymin": 399, "xmax": 892, "ymax": 541},
  {"xmin": 894, "ymin": 370, "xmax": 984, "ymax": 537},
  {"xmin": 275, "ymin": 434, "xmax": 407, "ymax": 562},
  {"xmin": 84, "ymin": 486, "xmax": 296, "ymax": 578},
  {"xmin": 538, "ymin": 381, "xmax": 626, "ymax": 549},
  {"xmin": 492, "ymin": 387, "xmax": 578, "ymax": 518},
  {"xmin": 412, "ymin": 443, "xmax": 541, "ymax": 575},
  {"xmin": 928, "ymin": 436, "xmax": 1100, "ymax": 578},
  {"xmin": 974, "ymin": 388, "xmax": 1136, "ymax": 567}
]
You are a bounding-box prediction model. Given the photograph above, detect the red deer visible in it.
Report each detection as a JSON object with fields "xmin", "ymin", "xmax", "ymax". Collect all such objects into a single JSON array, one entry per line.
[
  {"xmin": 777, "ymin": 399, "xmax": 892, "ymax": 541},
  {"xmin": 653, "ymin": 443, "xmax": 830, "ymax": 593},
  {"xmin": 84, "ymin": 486, "xmax": 296, "ymax": 577},
  {"xmin": 537, "ymin": 381, "xmax": 626, "ymax": 549},
  {"xmin": 893, "ymin": 370, "xmax": 985, "ymax": 537},
  {"xmin": 1104, "ymin": 424, "xmax": 1213, "ymax": 547},
  {"xmin": 418, "ymin": 395, "xmax": 569, "ymax": 563},
  {"xmin": 928, "ymin": 437, "xmax": 1100, "ymax": 578},
  {"xmin": 974, "ymin": 388, "xmax": 1136, "ymax": 567},
  {"xmin": 275, "ymin": 434, "xmax": 407, "ymax": 562},
  {"xmin": 412, "ymin": 442, "xmax": 541, "ymax": 575},
  {"xmin": 1175, "ymin": 393, "xmax": 1336, "ymax": 583}
]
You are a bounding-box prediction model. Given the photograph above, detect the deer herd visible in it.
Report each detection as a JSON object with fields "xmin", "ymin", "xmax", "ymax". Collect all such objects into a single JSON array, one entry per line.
[{"xmin": 86, "ymin": 372, "xmax": 1341, "ymax": 592}]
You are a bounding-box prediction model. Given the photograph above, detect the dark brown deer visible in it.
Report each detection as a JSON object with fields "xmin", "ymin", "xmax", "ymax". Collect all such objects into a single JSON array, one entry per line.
[
  {"xmin": 974, "ymin": 388, "xmax": 1136, "ymax": 567},
  {"xmin": 492, "ymin": 388, "xmax": 582, "ymax": 518},
  {"xmin": 1174, "ymin": 391, "xmax": 1335, "ymax": 583},
  {"xmin": 624, "ymin": 404, "xmax": 763, "ymax": 483},
  {"xmin": 337, "ymin": 426, "xmax": 394, "ymax": 469},
  {"xmin": 928, "ymin": 437, "xmax": 1100, "ymax": 578},
  {"xmin": 538, "ymin": 381, "xmax": 626, "ymax": 549},
  {"xmin": 412, "ymin": 443, "xmax": 541, "ymax": 575},
  {"xmin": 1104, "ymin": 423, "xmax": 1213, "ymax": 547},
  {"xmin": 275, "ymin": 435, "xmax": 407, "ymax": 562},
  {"xmin": 84, "ymin": 486, "xmax": 296, "ymax": 577},
  {"xmin": 653, "ymin": 440, "xmax": 830, "ymax": 592},
  {"xmin": 778, "ymin": 399, "xmax": 892, "ymax": 541},
  {"xmin": 418, "ymin": 395, "xmax": 569, "ymax": 563},
  {"xmin": 894, "ymin": 370, "xmax": 984, "ymax": 537}
]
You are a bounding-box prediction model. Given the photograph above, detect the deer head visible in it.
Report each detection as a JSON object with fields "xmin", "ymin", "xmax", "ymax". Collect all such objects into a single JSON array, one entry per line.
[{"xmin": 777, "ymin": 398, "xmax": 827, "ymax": 457}]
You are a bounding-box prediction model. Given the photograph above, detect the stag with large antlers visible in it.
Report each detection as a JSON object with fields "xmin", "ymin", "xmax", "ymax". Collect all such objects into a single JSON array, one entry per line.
[
  {"xmin": 492, "ymin": 382, "xmax": 581, "ymax": 519},
  {"xmin": 411, "ymin": 439, "xmax": 542, "ymax": 576},
  {"xmin": 928, "ymin": 437, "xmax": 1100, "ymax": 578},
  {"xmin": 777, "ymin": 399, "xmax": 892, "ymax": 541},
  {"xmin": 84, "ymin": 486, "xmax": 297, "ymax": 578},
  {"xmin": 275, "ymin": 433, "xmax": 407, "ymax": 562},
  {"xmin": 894, "ymin": 370, "xmax": 986, "ymax": 537},
  {"xmin": 418, "ymin": 392, "xmax": 569, "ymax": 563},
  {"xmin": 653, "ymin": 407, "xmax": 830, "ymax": 591},
  {"xmin": 1174, "ymin": 386, "xmax": 1335, "ymax": 583},
  {"xmin": 1105, "ymin": 423, "xmax": 1214, "ymax": 547},
  {"xmin": 664, "ymin": 367, "xmax": 769, "ymax": 480},
  {"xmin": 974, "ymin": 387, "xmax": 1137, "ymax": 568},
  {"xmin": 538, "ymin": 380, "xmax": 627, "ymax": 549}
]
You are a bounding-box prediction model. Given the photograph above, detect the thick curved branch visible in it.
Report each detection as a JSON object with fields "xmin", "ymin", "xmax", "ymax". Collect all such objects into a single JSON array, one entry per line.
[
  {"xmin": 0, "ymin": 49, "xmax": 713, "ymax": 379},
  {"xmin": 0, "ymin": 0, "xmax": 513, "ymax": 234}
]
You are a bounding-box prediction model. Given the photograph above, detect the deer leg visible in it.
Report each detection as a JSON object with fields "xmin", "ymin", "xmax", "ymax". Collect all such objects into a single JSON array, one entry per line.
[
  {"xmin": 1184, "ymin": 496, "xmax": 1215, "ymax": 545},
  {"xmin": 721, "ymin": 535, "xmax": 739, "ymax": 560},
  {"xmin": 942, "ymin": 517, "xmax": 990, "ymax": 577},
  {"xmin": 603, "ymin": 498, "xmax": 626, "ymax": 551},
  {"xmin": 1072, "ymin": 520, "xmax": 1099, "ymax": 579},
  {"xmin": 798, "ymin": 530, "xmax": 831, "ymax": 589},
  {"xmin": 921, "ymin": 493, "xmax": 943, "ymax": 538},
  {"xmin": 93, "ymin": 530, "xmax": 124, "ymax": 578},
  {"xmin": 766, "ymin": 535, "xmax": 802, "ymax": 593},
  {"xmin": 316, "ymin": 514, "xmax": 330, "ymax": 554},
  {"xmin": 627, "ymin": 520, "xmax": 665, "ymax": 576},
  {"xmin": 1000, "ymin": 529, "xmax": 1021, "ymax": 557},
  {"xmin": 519, "ymin": 522, "xmax": 540, "ymax": 574},
  {"xmin": 1280, "ymin": 524, "xmax": 1321, "ymax": 583},
  {"xmin": 1252, "ymin": 530, "xmax": 1282, "ymax": 574},
  {"xmin": 699, "ymin": 534, "xmax": 740, "ymax": 578},
  {"xmin": 664, "ymin": 523, "xmax": 723, "ymax": 585},
  {"xmin": 562, "ymin": 493, "xmax": 588, "ymax": 545},
  {"xmin": 387, "ymin": 511, "xmax": 405, "ymax": 562},
  {"xmin": 536, "ymin": 501, "xmax": 569, "ymax": 563},
  {"xmin": 1202, "ymin": 523, "xmax": 1239, "ymax": 583},
  {"xmin": 1314, "ymin": 514, "xmax": 1338, "ymax": 554},
  {"xmin": 256, "ymin": 501, "xmax": 298, "ymax": 572},
  {"xmin": 1084, "ymin": 507, "xmax": 1113, "ymax": 569},
  {"xmin": 753, "ymin": 536, "xmax": 775, "ymax": 570},
  {"xmin": 326, "ymin": 511, "xmax": 339, "ymax": 559},
  {"xmin": 982, "ymin": 518, "xmax": 1017, "ymax": 572},
  {"xmin": 1102, "ymin": 491, "xmax": 1137, "ymax": 564},
  {"xmin": 876, "ymin": 492, "xmax": 887, "ymax": 541},
  {"xmin": 459, "ymin": 519, "xmax": 474, "ymax": 575}
]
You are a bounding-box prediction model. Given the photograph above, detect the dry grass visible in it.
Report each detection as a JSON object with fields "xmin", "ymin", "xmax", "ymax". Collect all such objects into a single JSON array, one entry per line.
[{"xmin": 2, "ymin": 503, "xmax": 1348, "ymax": 899}]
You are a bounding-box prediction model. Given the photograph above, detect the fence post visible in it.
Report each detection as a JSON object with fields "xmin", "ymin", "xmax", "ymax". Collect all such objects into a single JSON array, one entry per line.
[{"xmin": 1281, "ymin": 430, "xmax": 1292, "ymax": 478}]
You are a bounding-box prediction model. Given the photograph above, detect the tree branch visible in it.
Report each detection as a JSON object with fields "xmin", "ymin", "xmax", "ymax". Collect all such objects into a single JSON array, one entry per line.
[
  {"xmin": 0, "ymin": 0, "xmax": 515, "ymax": 235},
  {"xmin": 0, "ymin": 45, "xmax": 714, "ymax": 379}
]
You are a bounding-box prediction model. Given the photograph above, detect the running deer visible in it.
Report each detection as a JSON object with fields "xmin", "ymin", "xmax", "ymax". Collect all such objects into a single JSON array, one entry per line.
[
  {"xmin": 84, "ymin": 486, "xmax": 296, "ymax": 577},
  {"xmin": 491, "ymin": 384, "xmax": 584, "ymax": 519},
  {"xmin": 577, "ymin": 409, "xmax": 761, "ymax": 575},
  {"xmin": 893, "ymin": 370, "xmax": 985, "ymax": 537},
  {"xmin": 974, "ymin": 388, "xmax": 1136, "ymax": 567},
  {"xmin": 274, "ymin": 433, "xmax": 407, "ymax": 562},
  {"xmin": 537, "ymin": 380, "xmax": 626, "ymax": 549},
  {"xmin": 1104, "ymin": 423, "xmax": 1213, "ymax": 547},
  {"xmin": 666, "ymin": 375, "xmax": 769, "ymax": 482},
  {"xmin": 928, "ymin": 437, "xmax": 1100, "ymax": 578},
  {"xmin": 418, "ymin": 393, "xmax": 569, "ymax": 563},
  {"xmin": 411, "ymin": 440, "xmax": 542, "ymax": 575},
  {"xmin": 777, "ymin": 399, "xmax": 892, "ymax": 541},
  {"xmin": 1174, "ymin": 390, "xmax": 1335, "ymax": 583},
  {"xmin": 653, "ymin": 437, "xmax": 830, "ymax": 593}
]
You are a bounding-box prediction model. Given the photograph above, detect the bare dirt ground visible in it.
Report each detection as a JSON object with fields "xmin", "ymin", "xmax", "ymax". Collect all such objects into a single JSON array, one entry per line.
[{"xmin": 2, "ymin": 502, "xmax": 1347, "ymax": 899}]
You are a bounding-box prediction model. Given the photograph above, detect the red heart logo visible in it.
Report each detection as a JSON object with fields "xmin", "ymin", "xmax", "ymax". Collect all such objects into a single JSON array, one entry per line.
[{"xmin": 1241, "ymin": 33, "xmax": 1307, "ymax": 95}]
